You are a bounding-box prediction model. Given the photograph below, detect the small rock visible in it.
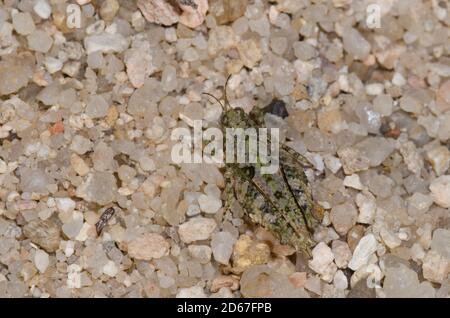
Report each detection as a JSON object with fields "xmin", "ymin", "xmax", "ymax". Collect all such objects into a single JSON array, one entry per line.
[
  {"xmin": 331, "ymin": 240, "xmax": 352, "ymax": 269},
  {"xmin": 355, "ymin": 193, "xmax": 376, "ymax": 224},
  {"xmin": 308, "ymin": 242, "xmax": 337, "ymax": 282},
  {"xmin": 137, "ymin": 0, "xmax": 179, "ymax": 26},
  {"xmin": 317, "ymin": 109, "xmax": 345, "ymax": 134},
  {"xmin": 383, "ymin": 263, "xmax": 435, "ymax": 298},
  {"xmin": 75, "ymin": 172, "xmax": 117, "ymax": 205},
  {"xmin": 431, "ymin": 229, "xmax": 450, "ymax": 258},
  {"xmin": 12, "ymin": 12, "xmax": 35, "ymax": 35},
  {"xmin": 84, "ymin": 32, "xmax": 129, "ymax": 54},
  {"xmin": 179, "ymin": 0, "xmax": 209, "ymax": 28},
  {"xmin": 23, "ymin": 219, "xmax": 61, "ymax": 253},
  {"xmin": 178, "ymin": 217, "xmax": 217, "ymax": 243},
  {"xmin": 330, "ymin": 202, "xmax": 358, "ymax": 235},
  {"xmin": 343, "ymin": 174, "xmax": 363, "ymax": 190},
  {"xmin": 373, "ymin": 94, "xmax": 393, "ymax": 116},
  {"xmin": 248, "ymin": 15, "xmax": 270, "ymax": 37},
  {"xmin": 70, "ymin": 154, "xmax": 90, "ymax": 176},
  {"xmin": 176, "ymin": 286, "xmax": 207, "ymax": 298},
  {"xmin": 34, "ymin": 249, "xmax": 49, "ymax": 273},
  {"xmin": 44, "ymin": 56, "xmax": 63, "ymax": 74},
  {"xmin": 27, "ymin": 30, "xmax": 53, "ymax": 53},
  {"xmin": 100, "ymin": 0, "xmax": 120, "ymax": 21},
  {"xmin": 188, "ymin": 245, "xmax": 212, "ymax": 264},
  {"xmin": 426, "ymin": 146, "xmax": 450, "ymax": 176},
  {"xmin": 208, "ymin": 26, "xmax": 238, "ymax": 56},
  {"xmin": 102, "ymin": 260, "xmax": 118, "ymax": 277},
  {"xmin": 354, "ymin": 137, "xmax": 395, "ymax": 167},
  {"xmin": 288, "ymin": 272, "xmax": 307, "ymax": 288},
  {"xmin": 0, "ymin": 52, "xmax": 35, "ymax": 95},
  {"xmin": 232, "ymin": 235, "xmax": 270, "ymax": 272},
  {"xmin": 67, "ymin": 264, "xmax": 82, "ymax": 289},
  {"xmin": 380, "ymin": 228, "xmax": 401, "ymax": 249},
  {"xmin": 422, "ymin": 250, "xmax": 449, "ymax": 283},
  {"xmin": 161, "ymin": 64, "xmax": 178, "ymax": 92},
  {"xmin": 430, "ymin": 175, "xmax": 450, "ymax": 208},
  {"xmin": 70, "ymin": 135, "xmax": 93, "ymax": 155},
  {"xmin": 323, "ymin": 155, "xmax": 342, "ymax": 173},
  {"xmin": 211, "ymin": 231, "xmax": 236, "ymax": 265},
  {"xmin": 398, "ymin": 141, "xmax": 423, "ymax": 175},
  {"xmin": 337, "ymin": 147, "xmax": 370, "ymax": 174},
  {"xmin": 348, "ymin": 234, "xmax": 377, "ymax": 271},
  {"xmin": 19, "ymin": 168, "xmax": 52, "ymax": 195},
  {"xmin": 333, "ymin": 270, "xmax": 348, "ymax": 290},
  {"xmin": 125, "ymin": 41, "xmax": 157, "ymax": 88},
  {"xmin": 198, "ymin": 194, "xmax": 222, "ymax": 214},
  {"xmin": 347, "ymin": 279, "xmax": 376, "ymax": 298},
  {"xmin": 407, "ymin": 192, "xmax": 433, "ymax": 216},
  {"xmin": 86, "ymin": 95, "xmax": 109, "ymax": 119},
  {"xmin": 62, "ymin": 211, "xmax": 84, "ymax": 239},
  {"xmin": 33, "ymin": 0, "xmax": 52, "ymax": 19},
  {"xmin": 55, "ymin": 198, "xmax": 76, "ymax": 214},
  {"xmin": 210, "ymin": 275, "xmax": 239, "ymax": 292},
  {"xmin": 342, "ymin": 27, "xmax": 371, "ymax": 60},
  {"xmin": 128, "ymin": 233, "xmax": 170, "ymax": 260},
  {"xmin": 240, "ymin": 265, "xmax": 309, "ymax": 298},
  {"xmin": 400, "ymin": 95, "xmax": 422, "ymax": 114}
]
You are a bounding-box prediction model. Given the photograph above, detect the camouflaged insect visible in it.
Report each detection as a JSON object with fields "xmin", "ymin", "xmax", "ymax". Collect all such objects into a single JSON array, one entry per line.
[{"xmin": 205, "ymin": 79, "xmax": 322, "ymax": 257}]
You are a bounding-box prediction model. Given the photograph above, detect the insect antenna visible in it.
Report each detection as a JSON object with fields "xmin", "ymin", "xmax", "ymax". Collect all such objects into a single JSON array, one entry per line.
[
  {"xmin": 223, "ymin": 74, "xmax": 232, "ymax": 110},
  {"xmin": 202, "ymin": 92, "xmax": 226, "ymax": 110}
]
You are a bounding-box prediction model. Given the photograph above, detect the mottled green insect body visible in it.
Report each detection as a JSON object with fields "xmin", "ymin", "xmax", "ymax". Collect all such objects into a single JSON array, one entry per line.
[{"xmin": 207, "ymin": 83, "xmax": 321, "ymax": 256}]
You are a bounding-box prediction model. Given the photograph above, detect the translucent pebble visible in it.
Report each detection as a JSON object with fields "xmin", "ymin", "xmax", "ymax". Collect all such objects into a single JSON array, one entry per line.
[
  {"xmin": 87, "ymin": 51, "xmax": 105, "ymax": 69},
  {"xmin": 161, "ymin": 64, "xmax": 178, "ymax": 92},
  {"xmin": 27, "ymin": 30, "xmax": 53, "ymax": 53},
  {"xmin": 12, "ymin": 12, "xmax": 35, "ymax": 35},
  {"xmin": 62, "ymin": 211, "xmax": 84, "ymax": 239},
  {"xmin": 342, "ymin": 27, "xmax": 371, "ymax": 60},
  {"xmin": 34, "ymin": 249, "xmax": 49, "ymax": 273},
  {"xmin": 84, "ymin": 32, "xmax": 129, "ymax": 54},
  {"xmin": 76, "ymin": 171, "xmax": 117, "ymax": 205},
  {"xmin": 44, "ymin": 56, "xmax": 63, "ymax": 74},
  {"xmin": 100, "ymin": 0, "xmax": 119, "ymax": 22},
  {"xmin": 383, "ymin": 264, "xmax": 435, "ymax": 297},
  {"xmin": 70, "ymin": 135, "xmax": 93, "ymax": 155},
  {"xmin": 373, "ymin": 94, "xmax": 393, "ymax": 116},
  {"xmin": 211, "ymin": 231, "xmax": 236, "ymax": 265},
  {"xmin": 0, "ymin": 52, "xmax": 35, "ymax": 95},
  {"xmin": 430, "ymin": 229, "xmax": 450, "ymax": 258},
  {"xmin": 232, "ymin": 16, "xmax": 248, "ymax": 35},
  {"xmin": 270, "ymin": 36, "xmax": 287, "ymax": 55},
  {"xmin": 23, "ymin": 219, "xmax": 61, "ymax": 253},
  {"xmin": 182, "ymin": 47, "xmax": 199, "ymax": 62},
  {"xmin": 20, "ymin": 168, "xmax": 52, "ymax": 194},
  {"xmin": 248, "ymin": 15, "xmax": 270, "ymax": 37},
  {"xmin": 86, "ymin": 95, "xmax": 109, "ymax": 118},
  {"xmin": 400, "ymin": 95, "xmax": 422, "ymax": 114},
  {"xmin": 293, "ymin": 41, "xmax": 317, "ymax": 61},
  {"xmin": 33, "ymin": 0, "xmax": 52, "ymax": 19}
]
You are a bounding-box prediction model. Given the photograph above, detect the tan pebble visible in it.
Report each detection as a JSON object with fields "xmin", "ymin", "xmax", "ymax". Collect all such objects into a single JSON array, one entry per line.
[
  {"xmin": 210, "ymin": 275, "xmax": 240, "ymax": 293},
  {"xmin": 105, "ymin": 105, "xmax": 118, "ymax": 127},
  {"xmin": 127, "ymin": 233, "xmax": 170, "ymax": 260},
  {"xmin": 23, "ymin": 219, "xmax": 61, "ymax": 253},
  {"xmin": 347, "ymin": 225, "xmax": 366, "ymax": 251},
  {"xmin": 179, "ymin": 0, "xmax": 209, "ymax": 28},
  {"xmin": 70, "ymin": 154, "xmax": 90, "ymax": 176},
  {"xmin": 288, "ymin": 272, "xmax": 307, "ymax": 288},
  {"xmin": 232, "ymin": 235, "xmax": 271, "ymax": 273},
  {"xmin": 49, "ymin": 121, "xmax": 64, "ymax": 135}
]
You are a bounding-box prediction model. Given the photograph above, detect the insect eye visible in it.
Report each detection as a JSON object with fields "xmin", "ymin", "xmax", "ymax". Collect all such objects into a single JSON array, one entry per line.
[{"xmin": 242, "ymin": 166, "xmax": 255, "ymax": 179}]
